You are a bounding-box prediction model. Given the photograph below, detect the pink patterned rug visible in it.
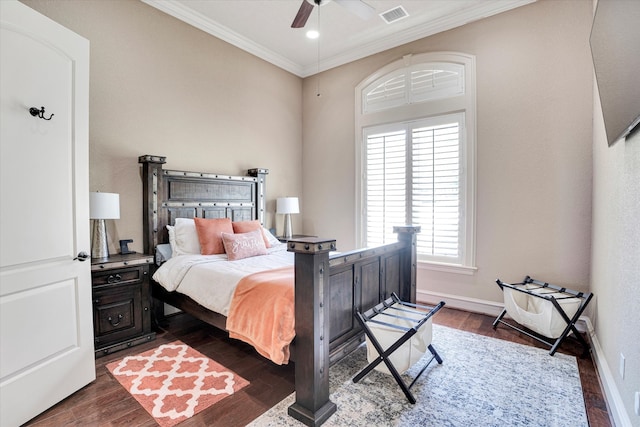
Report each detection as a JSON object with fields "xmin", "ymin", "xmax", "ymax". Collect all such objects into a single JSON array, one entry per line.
[{"xmin": 107, "ymin": 341, "xmax": 249, "ymax": 427}]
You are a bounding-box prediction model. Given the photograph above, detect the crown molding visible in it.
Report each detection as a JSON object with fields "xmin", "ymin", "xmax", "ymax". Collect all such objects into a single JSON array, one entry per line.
[
  {"xmin": 141, "ymin": 0, "xmax": 304, "ymax": 76},
  {"xmin": 307, "ymin": 0, "xmax": 535, "ymax": 76},
  {"xmin": 142, "ymin": 0, "xmax": 535, "ymax": 78}
]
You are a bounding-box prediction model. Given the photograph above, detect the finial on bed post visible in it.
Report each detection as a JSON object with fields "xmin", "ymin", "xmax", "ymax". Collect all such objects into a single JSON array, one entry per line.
[
  {"xmin": 287, "ymin": 237, "xmax": 337, "ymax": 427},
  {"xmin": 393, "ymin": 225, "xmax": 421, "ymax": 304},
  {"xmin": 139, "ymin": 155, "xmax": 167, "ymax": 256}
]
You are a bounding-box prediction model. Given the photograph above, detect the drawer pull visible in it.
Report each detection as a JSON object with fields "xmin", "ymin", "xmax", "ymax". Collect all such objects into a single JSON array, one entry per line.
[
  {"xmin": 108, "ymin": 314, "xmax": 123, "ymax": 326},
  {"xmin": 107, "ymin": 274, "xmax": 122, "ymax": 284}
]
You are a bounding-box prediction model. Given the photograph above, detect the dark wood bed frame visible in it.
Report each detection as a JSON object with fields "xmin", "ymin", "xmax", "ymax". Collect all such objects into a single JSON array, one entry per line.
[{"xmin": 139, "ymin": 155, "xmax": 420, "ymax": 426}]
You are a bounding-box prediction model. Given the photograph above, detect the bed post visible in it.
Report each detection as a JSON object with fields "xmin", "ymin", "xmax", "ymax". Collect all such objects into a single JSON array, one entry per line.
[
  {"xmin": 393, "ymin": 225, "xmax": 421, "ymax": 303},
  {"xmin": 138, "ymin": 155, "xmax": 166, "ymax": 256},
  {"xmin": 247, "ymin": 168, "xmax": 268, "ymax": 227},
  {"xmin": 287, "ymin": 237, "xmax": 337, "ymax": 427}
]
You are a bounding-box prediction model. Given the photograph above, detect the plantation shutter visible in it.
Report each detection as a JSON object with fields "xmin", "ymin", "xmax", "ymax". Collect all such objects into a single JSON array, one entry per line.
[
  {"xmin": 411, "ymin": 120, "xmax": 461, "ymax": 260},
  {"xmin": 363, "ymin": 63, "xmax": 464, "ymax": 113},
  {"xmin": 365, "ymin": 129, "xmax": 407, "ymax": 246},
  {"xmin": 363, "ymin": 71, "xmax": 406, "ymax": 113},
  {"xmin": 409, "ymin": 63, "xmax": 464, "ymax": 104},
  {"xmin": 364, "ymin": 114, "xmax": 463, "ymax": 262}
]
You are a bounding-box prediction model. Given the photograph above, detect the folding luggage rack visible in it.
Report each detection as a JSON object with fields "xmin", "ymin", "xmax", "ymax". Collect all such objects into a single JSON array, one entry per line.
[
  {"xmin": 493, "ymin": 276, "xmax": 593, "ymax": 356},
  {"xmin": 353, "ymin": 293, "xmax": 445, "ymax": 404}
]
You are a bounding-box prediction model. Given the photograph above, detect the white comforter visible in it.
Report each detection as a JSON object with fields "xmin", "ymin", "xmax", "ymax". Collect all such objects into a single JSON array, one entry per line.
[{"xmin": 152, "ymin": 244, "xmax": 294, "ymax": 316}]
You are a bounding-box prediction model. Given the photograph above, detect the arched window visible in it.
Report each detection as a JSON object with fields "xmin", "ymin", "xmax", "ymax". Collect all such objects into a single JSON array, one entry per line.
[{"xmin": 355, "ymin": 53, "xmax": 476, "ymax": 270}]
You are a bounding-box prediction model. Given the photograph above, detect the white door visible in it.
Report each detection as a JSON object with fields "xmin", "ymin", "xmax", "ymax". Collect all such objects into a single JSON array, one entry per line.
[{"xmin": 0, "ymin": 2, "xmax": 94, "ymax": 426}]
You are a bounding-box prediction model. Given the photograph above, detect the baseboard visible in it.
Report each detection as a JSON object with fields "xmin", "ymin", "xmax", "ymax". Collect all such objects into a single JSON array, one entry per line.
[
  {"xmin": 582, "ymin": 317, "xmax": 633, "ymax": 427},
  {"xmin": 417, "ymin": 290, "xmax": 593, "ymax": 332},
  {"xmin": 417, "ymin": 289, "xmax": 505, "ymax": 317}
]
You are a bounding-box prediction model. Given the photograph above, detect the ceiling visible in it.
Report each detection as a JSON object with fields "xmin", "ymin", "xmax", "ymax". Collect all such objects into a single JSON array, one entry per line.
[{"xmin": 142, "ymin": 0, "xmax": 535, "ymax": 78}]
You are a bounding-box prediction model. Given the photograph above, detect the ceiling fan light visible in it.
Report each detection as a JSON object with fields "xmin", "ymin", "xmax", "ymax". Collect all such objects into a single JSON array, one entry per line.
[{"xmin": 306, "ymin": 30, "xmax": 319, "ymax": 39}]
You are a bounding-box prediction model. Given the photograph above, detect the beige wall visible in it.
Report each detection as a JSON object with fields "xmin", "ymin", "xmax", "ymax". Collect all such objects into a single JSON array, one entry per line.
[
  {"xmin": 302, "ymin": 0, "xmax": 594, "ymax": 306},
  {"xmin": 23, "ymin": 0, "xmax": 600, "ymax": 338},
  {"xmin": 22, "ymin": 0, "xmax": 594, "ymax": 305},
  {"xmin": 592, "ymin": 81, "xmax": 640, "ymax": 425},
  {"xmin": 22, "ymin": 0, "xmax": 304, "ymax": 253}
]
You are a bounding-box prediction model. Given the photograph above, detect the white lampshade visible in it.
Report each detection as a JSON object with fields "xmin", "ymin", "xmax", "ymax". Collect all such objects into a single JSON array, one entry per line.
[
  {"xmin": 90, "ymin": 192, "xmax": 120, "ymax": 219},
  {"xmin": 277, "ymin": 197, "xmax": 300, "ymax": 215}
]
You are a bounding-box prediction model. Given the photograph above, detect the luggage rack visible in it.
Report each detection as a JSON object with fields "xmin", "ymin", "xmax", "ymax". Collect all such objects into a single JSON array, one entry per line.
[
  {"xmin": 493, "ymin": 276, "xmax": 593, "ymax": 356},
  {"xmin": 353, "ymin": 293, "xmax": 445, "ymax": 404}
]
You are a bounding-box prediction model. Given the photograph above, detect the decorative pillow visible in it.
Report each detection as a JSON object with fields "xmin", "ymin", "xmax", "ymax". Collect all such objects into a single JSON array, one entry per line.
[
  {"xmin": 232, "ymin": 220, "xmax": 271, "ymax": 248},
  {"xmin": 170, "ymin": 218, "xmax": 201, "ymax": 256},
  {"xmin": 194, "ymin": 217, "xmax": 234, "ymax": 255},
  {"xmin": 221, "ymin": 229, "xmax": 268, "ymax": 261}
]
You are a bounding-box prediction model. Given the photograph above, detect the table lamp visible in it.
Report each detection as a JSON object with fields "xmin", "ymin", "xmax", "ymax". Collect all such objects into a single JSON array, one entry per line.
[
  {"xmin": 276, "ymin": 197, "xmax": 299, "ymax": 239},
  {"xmin": 90, "ymin": 192, "xmax": 120, "ymax": 259}
]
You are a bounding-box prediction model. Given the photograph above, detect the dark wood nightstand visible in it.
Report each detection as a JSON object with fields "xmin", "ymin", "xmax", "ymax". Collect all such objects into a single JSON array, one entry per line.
[
  {"xmin": 277, "ymin": 234, "xmax": 317, "ymax": 243},
  {"xmin": 91, "ymin": 253, "xmax": 156, "ymax": 357}
]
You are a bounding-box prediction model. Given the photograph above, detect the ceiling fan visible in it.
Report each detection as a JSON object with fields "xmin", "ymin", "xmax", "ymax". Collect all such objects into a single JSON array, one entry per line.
[{"xmin": 291, "ymin": 0, "xmax": 376, "ymax": 28}]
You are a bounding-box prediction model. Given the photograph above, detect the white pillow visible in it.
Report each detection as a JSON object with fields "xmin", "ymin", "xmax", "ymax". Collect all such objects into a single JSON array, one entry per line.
[
  {"xmin": 170, "ymin": 218, "xmax": 201, "ymax": 256},
  {"xmin": 155, "ymin": 243, "xmax": 173, "ymax": 265},
  {"xmin": 167, "ymin": 225, "xmax": 176, "ymax": 251},
  {"xmin": 262, "ymin": 227, "xmax": 281, "ymax": 247}
]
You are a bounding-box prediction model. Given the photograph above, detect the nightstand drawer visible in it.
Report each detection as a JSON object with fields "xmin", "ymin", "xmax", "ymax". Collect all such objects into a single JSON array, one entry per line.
[
  {"xmin": 92, "ymin": 266, "xmax": 144, "ymax": 287},
  {"xmin": 93, "ymin": 285, "xmax": 143, "ymax": 346}
]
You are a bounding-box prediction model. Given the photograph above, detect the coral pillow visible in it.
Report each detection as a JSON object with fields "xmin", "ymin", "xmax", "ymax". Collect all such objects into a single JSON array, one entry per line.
[
  {"xmin": 221, "ymin": 229, "xmax": 268, "ymax": 260},
  {"xmin": 194, "ymin": 217, "xmax": 234, "ymax": 255},
  {"xmin": 232, "ymin": 220, "xmax": 271, "ymax": 248}
]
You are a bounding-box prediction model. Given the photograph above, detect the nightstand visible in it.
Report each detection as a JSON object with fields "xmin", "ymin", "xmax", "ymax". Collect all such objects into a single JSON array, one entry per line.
[
  {"xmin": 277, "ymin": 234, "xmax": 317, "ymax": 243},
  {"xmin": 91, "ymin": 253, "xmax": 156, "ymax": 357}
]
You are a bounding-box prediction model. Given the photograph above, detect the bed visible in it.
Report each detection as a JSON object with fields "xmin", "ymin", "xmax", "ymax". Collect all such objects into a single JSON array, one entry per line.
[{"xmin": 139, "ymin": 155, "xmax": 420, "ymax": 426}]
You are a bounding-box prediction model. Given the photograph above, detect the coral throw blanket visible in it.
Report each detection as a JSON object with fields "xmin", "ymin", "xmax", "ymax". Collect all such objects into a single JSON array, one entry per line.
[{"xmin": 227, "ymin": 266, "xmax": 295, "ymax": 365}]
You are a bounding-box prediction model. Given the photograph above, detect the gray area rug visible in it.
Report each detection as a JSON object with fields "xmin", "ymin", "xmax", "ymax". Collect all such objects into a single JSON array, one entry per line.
[{"xmin": 249, "ymin": 325, "xmax": 588, "ymax": 427}]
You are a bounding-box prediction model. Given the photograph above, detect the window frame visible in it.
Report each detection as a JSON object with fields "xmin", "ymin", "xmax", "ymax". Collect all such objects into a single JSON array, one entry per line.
[{"xmin": 355, "ymin": 52, "xmax": 477, "ymax": 271}]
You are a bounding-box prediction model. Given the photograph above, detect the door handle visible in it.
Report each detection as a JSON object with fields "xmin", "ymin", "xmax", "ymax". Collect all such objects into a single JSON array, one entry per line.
[{"xmin": 74, "ymin": 251, "xmax": 89, "ymax": 261}]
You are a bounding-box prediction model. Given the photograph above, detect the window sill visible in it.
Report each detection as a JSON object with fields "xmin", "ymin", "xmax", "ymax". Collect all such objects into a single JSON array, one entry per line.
[{"xmin": 418, "ymin": 261, "xmax": 477, "ymax": 275}]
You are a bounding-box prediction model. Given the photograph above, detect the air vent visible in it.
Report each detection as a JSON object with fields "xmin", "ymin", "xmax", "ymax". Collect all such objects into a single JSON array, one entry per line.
[{"xmin": 380, "ymin": 6, "xmax": 409, "ymax": 24}]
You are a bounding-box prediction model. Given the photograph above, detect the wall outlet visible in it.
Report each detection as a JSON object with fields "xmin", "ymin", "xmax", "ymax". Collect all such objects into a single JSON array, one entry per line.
[
  {"xmin": 619, "ymin": 353, "xmax": 625, "ymax": 379},
  {"xmin": 635, "ymin": 391, "xmax": 639, "ymax": 416}
]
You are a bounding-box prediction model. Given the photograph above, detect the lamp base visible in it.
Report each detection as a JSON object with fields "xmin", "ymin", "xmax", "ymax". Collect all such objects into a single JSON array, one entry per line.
[
  {"xmin": 91, "ymin": 219, "xmax": 110, "ymax": 259},
  {"xmin": 283, "ymin": 213, "xmax": 293, "ymax": 239}
]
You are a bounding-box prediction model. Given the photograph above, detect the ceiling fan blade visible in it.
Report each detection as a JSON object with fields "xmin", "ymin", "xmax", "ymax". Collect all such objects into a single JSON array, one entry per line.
[
  {"xmin": 334, "ymin": 0, "xmax": 376, "ymax": 20},
  {"xmin": 291, "ymin": 0, "xmax": 315, "ymax": 28}
]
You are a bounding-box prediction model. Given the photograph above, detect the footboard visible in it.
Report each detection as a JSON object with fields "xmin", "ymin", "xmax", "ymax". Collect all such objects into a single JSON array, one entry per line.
[{"xmin": 287, "ymin": 226, "xmax": 419, "ymax": 426}]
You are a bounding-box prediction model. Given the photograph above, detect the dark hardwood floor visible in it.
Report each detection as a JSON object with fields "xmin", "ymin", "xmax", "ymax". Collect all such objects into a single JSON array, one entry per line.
[{"xmin": 24, "ymin": 307, "xmax": 611, "ymax": 427}]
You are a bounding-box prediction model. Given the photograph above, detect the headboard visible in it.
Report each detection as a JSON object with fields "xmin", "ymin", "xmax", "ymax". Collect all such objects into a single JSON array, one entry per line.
[{"xmin": 138, "ymin": 155, "xmax": 268, "ymax": 257}]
